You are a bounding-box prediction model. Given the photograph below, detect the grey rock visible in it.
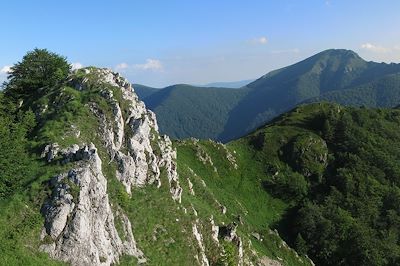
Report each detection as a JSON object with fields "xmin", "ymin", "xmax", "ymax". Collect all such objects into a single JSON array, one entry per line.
[
  {"xmin": 41, "ymin": 143, "xmax": 60, "ymax": 162},
  {"xmin": 87, "ymin": 69, "xmax": 182, "ymax": 202},
  {"xmin": 40, "ymin": 144, "xmax": 145, "ymax": 266},
  {"xmin": 251, "ymin": 232, "xmax": 261, "ymax": 241},
  {"xmin": 192, "ymin": 220, "xmax": 210, "ymax": 266}
]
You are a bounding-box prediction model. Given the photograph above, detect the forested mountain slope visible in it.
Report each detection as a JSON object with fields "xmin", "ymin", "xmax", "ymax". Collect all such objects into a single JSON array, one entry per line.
[
  {"xmin": 145, "ymin": 84, "xmax": 248, "ymax": 140},
  {"xmin": 232, "ymin": 102, "xmax": 400, "ymax": 265},
  {"xmin": 139, "ymin": 49, "xmax": 400, "ymax": 142}
]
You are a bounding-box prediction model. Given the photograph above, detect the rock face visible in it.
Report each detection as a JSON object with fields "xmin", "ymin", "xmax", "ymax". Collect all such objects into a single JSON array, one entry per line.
[
  {"xmin": 40, "ymin": 144, "xmax": 145, "ymax": 265},
  {"xmin": 288, "ymin": 134, "xmax": 328, "ymax": 177},
  {"xmin": 40, "ymin": 68, "xmax": 182, "ymax": 265},
  {"xmin": 87, "ymin": 68, "xmax": 182, "ymax": 201},
  {"xmin": 219, "ymin": 222, "xmax": 244, "ymax": 265}
]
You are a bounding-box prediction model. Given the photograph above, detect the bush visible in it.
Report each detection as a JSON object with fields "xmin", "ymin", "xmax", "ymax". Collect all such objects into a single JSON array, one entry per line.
[
  {"xmin": 264, "ymin": 170, "xmax": 308, "ymax": 202},
  {"xmin": 288, "ymin": 134, "xmax": 328, "ymax": 179}
]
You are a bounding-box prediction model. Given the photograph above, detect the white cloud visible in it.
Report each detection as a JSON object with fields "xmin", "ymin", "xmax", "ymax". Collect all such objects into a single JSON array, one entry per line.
[
  {"xmin": 361, "ymin": 43, "xmax": 389, "ymax": 53},
  {"xmin": 71, "ymin": 62, "xmax": 83, "ymax": 70},
  {"xmin": 250, "ymin": 36, "xmax": 268, "ymax": 45},
  {"xmin": 0, "ymin": 65, "xmax": 12, "ymax": 74},
  {"xmin": 134, "ymin": 59, "xmax": 163, "ymax": 71},
  {"xmin": 115, "ymin": 62, "xmax": 129, "ymax": 71},
  {"xmin": 113, "ymin": 60, "xmax": 163, "ymax": 73}
]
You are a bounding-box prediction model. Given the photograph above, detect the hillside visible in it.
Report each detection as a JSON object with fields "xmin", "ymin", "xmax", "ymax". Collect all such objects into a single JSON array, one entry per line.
[
  {"xmin": 133, "ymin": 79, "xmax": 253, "ymax": 103},
  {"xmin": 145, "ymin": 84, "xmax": 248, "ymax": 140},
  {"xmin": 132, "ymin": 84, "xmax": 159, "ymax": 100},
  {"xmin": 229, "ymin": 102, "xmax": 400, "ymax": 265},
  {"xmin": 139, "ymin": 49, "xmax": 400, "ymax": 142},
  {"xmin": 0, "ymin": 56, "xmax": 309, "ymax": 266},
  {"xmin": 3, "ymin": 49, "xmax": 400, "ymax": 266},
  {"xmin": 306, "ymin": 73, "xmax": 400, "ymax": 107}
]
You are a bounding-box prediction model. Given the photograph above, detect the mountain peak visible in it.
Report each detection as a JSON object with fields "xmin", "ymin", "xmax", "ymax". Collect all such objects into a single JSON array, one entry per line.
[
  {"xmin": 317, "ymin": 48, "xmax": 361, "ymax": 57},
  {"xmin": 311, "ymin": 49, "xmax": 364, "ymax": 65}
]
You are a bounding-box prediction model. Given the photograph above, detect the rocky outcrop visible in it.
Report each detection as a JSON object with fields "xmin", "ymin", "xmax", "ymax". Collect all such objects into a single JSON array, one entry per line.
[
  {"xmin": 40, "ymin": 68, "xmax": 183, "ymax": 265},
  {"xmin": 210, "ymin": 216, "xmax": 219, "ymax": 244},
  {"xmin": 40, "ymin": 144, "xmax": 145, "ymax": 265},
  {"xmin": 87, "ymin": 68, "xmax": 182, "ymax": 202},
  {"xmin": 288, "ymin": 134, "xmax": 328, "ymax": 177},
  {"xmin": 257, "ymin": 256, "xmax": 282, "ymax": 266},
  {"xmin": 192, "ymin": 220, "xmax": 210, "ymax": 266},
  {"xmin": 187, "ymin": 177, "xmax": 195, "ymax": 195},
  {"xmin": 219, "ymin": 222, "xmax": 244, "ymax": 265},
  {"xmin": 210, "ymin": 141, "xmax": 238, "ymax": 169},
  {"xmin": 41, "ymin": 143, "xmax": 60, "ymax": 162},
  {"xmin": 193, "ymin": 141, "xmax": 217, "ymax": 173}
]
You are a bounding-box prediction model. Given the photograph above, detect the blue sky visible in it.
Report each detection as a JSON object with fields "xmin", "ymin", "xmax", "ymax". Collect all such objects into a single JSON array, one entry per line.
[{"xmin": 1, "ymin": 0, "xmax": 399, "ymax": 87}]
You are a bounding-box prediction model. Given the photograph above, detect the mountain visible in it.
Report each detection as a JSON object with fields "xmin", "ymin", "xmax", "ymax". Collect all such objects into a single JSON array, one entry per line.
[
  {"xmin": 219, "ymin": 49, "xmax": 400, "ymax": 141},
  {"xmin": 145, "ymin": 84, "xmax": 248, "ymax": 140},
  {"xmin": 0, "ymin": 67, "xmax": 309, "ymax": 266},
  {"xmin": 140, "ymin": 49, "xmax": 400, "ymax": 142},
  {"xmin": 132, "ymin": 84, "xmax": 159, "ymax": 100},
  {"xmin": 200, "ymin": 79, "xmax": 255, "ymax": 88},
  {"xmin": 3, "ymin": 60, "xmax": 400, "ymax": 265},
  {"xmin": 133, "ymin": 79, "xmax": 253, "ymax": 102},
  {"xmin": 306, "ymin": 72, "xmax": 400, "ymax": 107}
]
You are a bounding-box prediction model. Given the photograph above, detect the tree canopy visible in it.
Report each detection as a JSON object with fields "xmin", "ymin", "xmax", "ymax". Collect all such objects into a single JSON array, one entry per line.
[
  {"xmin": 5, "ymin": 48, "xmax": 70, "ymax": 99},
  {"xmin": 250, "ymin": 103, "xmax": 400, "ymax": 265}
]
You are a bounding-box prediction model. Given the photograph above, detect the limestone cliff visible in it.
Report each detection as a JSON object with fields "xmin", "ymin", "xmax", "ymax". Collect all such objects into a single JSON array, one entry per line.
[{"xmin": 39, "ymin": 68, "xmax": 182, "ymax": 265}]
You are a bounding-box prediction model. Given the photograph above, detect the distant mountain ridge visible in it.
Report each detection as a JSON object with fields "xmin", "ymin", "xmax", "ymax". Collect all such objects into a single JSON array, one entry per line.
[
  {"xmin": 133, "ymin": 78, "xmax": 254, "ymax": 100},
  {"xmin": 145, "ymin": 84, "xmax": 247, "ymax": 140},
  {"xmin": 199, "ymin": 79, "xmax": 255, "ymax": 88},
  {"xmin": 132, "ymin": 84, "xmax": 160, "ymax": 100},
  {"xmin": 136, "ymin": 49, "xmax": 400, "ymax": 141}
]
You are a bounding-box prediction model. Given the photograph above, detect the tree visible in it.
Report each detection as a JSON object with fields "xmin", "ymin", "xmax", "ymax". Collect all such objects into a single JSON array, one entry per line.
[
  {"xmin": 5, "ymin": 48, "xmax": 70, "ymax": 99},
  {"xmin": 294, "ymin": 233, "xmax": 308, "ymax": 255},
  {"xmin": 0, "ymin": 93, "xmax": 36, "ymax": 198}
]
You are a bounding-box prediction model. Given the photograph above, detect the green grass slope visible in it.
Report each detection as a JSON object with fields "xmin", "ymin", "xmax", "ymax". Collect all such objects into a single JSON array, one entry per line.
[
  {"xmin": 228, "ymin": 102, "xmax": 400, "ymax": 265},
  {"xmin": 176, "ymin": 101, "xmax": 400, "ymax": 265},
  {"xmin": 176, "ymin": 139, "xmax": 311, "ymax": 265}
]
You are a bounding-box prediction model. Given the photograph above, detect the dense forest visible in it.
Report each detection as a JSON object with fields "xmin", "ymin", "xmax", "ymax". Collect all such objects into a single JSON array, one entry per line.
[{"xmin": 241, "ymin": 103, "xmax": 400, "ymax": 265}]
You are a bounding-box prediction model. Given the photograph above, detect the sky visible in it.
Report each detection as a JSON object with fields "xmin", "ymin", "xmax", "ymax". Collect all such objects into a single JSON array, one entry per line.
[{"xmin": 0, "ymin": 0, "xmax": 400, "ymax": 87}]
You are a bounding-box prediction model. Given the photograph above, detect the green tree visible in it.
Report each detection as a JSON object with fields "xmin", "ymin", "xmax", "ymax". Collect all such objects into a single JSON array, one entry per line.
[
  {"xmin": 5, "ymin": 48, "xmax": 70, "ymax": 99},
  {"xmin": 0, "ymin": 93, "xmax": 36, "ymax": 198},
  {"xmin": 294, "ymin": 233, "xmax": 308, "ymax": 255}
]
